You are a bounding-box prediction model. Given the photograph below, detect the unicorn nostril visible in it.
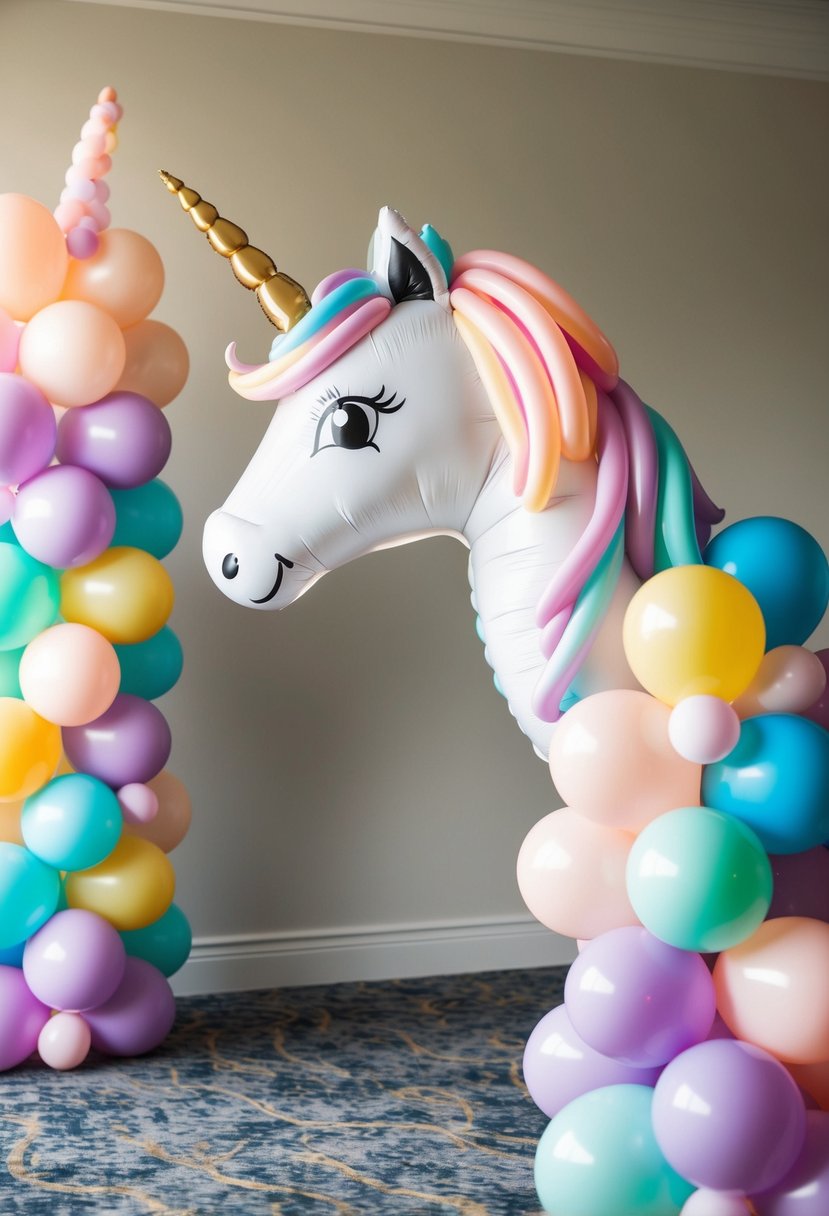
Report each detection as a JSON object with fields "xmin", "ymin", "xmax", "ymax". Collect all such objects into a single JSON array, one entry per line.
[{"xmin": 222, "ymin": 553, "xmax": 240, "ymax": 580}]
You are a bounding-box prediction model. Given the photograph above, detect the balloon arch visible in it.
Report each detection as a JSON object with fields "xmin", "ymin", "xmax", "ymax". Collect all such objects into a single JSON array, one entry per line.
[{"xmin": 3, "ymin": 88, "xmax": 829, "ymax": 1215}]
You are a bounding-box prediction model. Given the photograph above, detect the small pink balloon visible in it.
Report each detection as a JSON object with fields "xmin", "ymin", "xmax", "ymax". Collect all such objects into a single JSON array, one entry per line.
[
  {"xmin": 669, "ymin": 695, "xmax": 741, "ymax": 764},
  {"xmin": 66, "ymin": 227, "xmax": 100, "ymax": 260},
  {"xmin": 117, "ymin": 783, "xmax": 159, "ymax": 825},
  {"xmin": 735, "ymin": 646, "xmax": 828, "ymax": 718},
  {"xmin": 65, "ymin": 179, "xmax": 97, "ymax": 204},
  {"xmin": 54, "ymin": 200, "xmax": 86, "ymax": 233},
  {"xmin": 86, "ymin": 201, "xmax": 111, "ymax": 230},
  {"xmin": 79, "ymin": 134, "xmax": 106, "ymax": 159},
  {"xmin": 0, "ymin": 308, "xmax": 21, "ymax": 372},
  {"xmin": 94, "ymin": 181, "xmax": 110, "ymax": 205},
  {"xmin": 38, "ymin": 1011, "xmax": 92, "ymax": 1071}
]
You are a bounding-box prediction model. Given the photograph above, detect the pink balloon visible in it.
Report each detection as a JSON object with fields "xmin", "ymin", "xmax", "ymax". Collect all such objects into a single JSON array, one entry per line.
[
  {"xmin": 548, "ymin": 689, "xmax": 702, "ymax": 832},
  {"xmin": 37, "ymin": 1011, "xmax": 91, "ymax": 1070},
  {"xmin": 117, "ymin": 783, "xmax": 159, "ymax": 825},
  {"xmin": 736, "ymin": 646, "xmax": 828, "ymax": 718},
  {"xmin": 19, "ymin": 623, "xmax": 120, "ymax": 727},
  {"xmin": 18, "ymin": 300, "xmax": 125, "ymax": 408},
  {"xmin": 682, "ymin": 1192, "xmax": 752, "ymax": 1216},
  {"xmin": 669, "ymin": 695, "xmax": 741, "ymax": 764},
  {"xmin": 517, "ymin": 807, "xmax": 639, "ymax": 939}
]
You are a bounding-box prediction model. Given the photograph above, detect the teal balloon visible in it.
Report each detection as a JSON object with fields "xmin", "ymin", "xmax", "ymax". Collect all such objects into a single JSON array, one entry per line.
[
  {"xmin": 114, "ymin": 626, "xmax": 183, "ymax": 700},
  {"xmin": 0, "ymin": 843, "xmax": 60, "ymax": 949},
  {"xmin": 0, "ymin": 941, "xmax": 25, "ymax": 967},
  {"xmin": 21, "ymin": 774, "xmax": 122, "ymax": 872},
  {"xmin": 0, "ymin": 521, "xmax": 17, "ymax": 545},
  {"xmin": 109, "ymin": 479, "xmax": 183, "ymax": 559},
  {"xmin": 0, "ymin": 647, "xmax": 23, "ymax": 698},
  {"xmin": 702, "ymin": 713, "xmax": 829, "ymax": 854},
  {"xmin": 704, "ymin": 516, "xmax": 829, "ymax": 650},
  {"xmin": 120, "ymin": 903, "xmax": 192, "ymax": 977},
  {"xmin": 534, "ymin": 1085, "xmax": 693, "ymax": 1216},
  {"xmin": 626, "ymin": 806, "xmax": 772, "ymax": 952},
  {"xmin": 0, "ymin": 543, "xmax": 60, "ymax": 651}
]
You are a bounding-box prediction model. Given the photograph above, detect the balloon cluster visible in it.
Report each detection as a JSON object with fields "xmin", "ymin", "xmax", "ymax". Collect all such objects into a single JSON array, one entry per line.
[
  {"xmin": 519, "ymin": 516, "xmax": 829, "ymax": 1214},
  {"xmin": 0, "ymin": 88, "xmax": 192, "ymax": 1073}
]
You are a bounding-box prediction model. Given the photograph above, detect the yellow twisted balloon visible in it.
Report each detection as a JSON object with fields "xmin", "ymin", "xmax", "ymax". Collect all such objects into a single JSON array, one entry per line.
[{"xmin": 158, "ymin": 171, "xmax": 310, "ymax": 332}]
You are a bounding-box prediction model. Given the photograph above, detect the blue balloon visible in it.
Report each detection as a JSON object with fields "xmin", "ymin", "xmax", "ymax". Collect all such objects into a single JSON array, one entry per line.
[
  {"xmin": 114, "ymin": 626, "xmax": 183, "ymax": 701},
  {"xmin": 120, "ymin": 903, "xmax": 192, "ymax": 977},
  {"xmin": 534, "ymin": 1085, "xmax": 693, "ymax": 1215},
  {"xmin": 0, "ymin": 941, "xmax": 25, "ymax": 967},
  {"xmin": 109, "ymin": 479, "xmax": 183, "ymax": 559},
  {"xmin": 21, "ymin": 774, "xmax": 122, "ymax": 872},
  {"xmin": 702, "ymin": 714, "xmax": 829, "ymax": 854},
  {"xmin": 704, "ymin": 516, "xmax": 828, "ymax": 650}
]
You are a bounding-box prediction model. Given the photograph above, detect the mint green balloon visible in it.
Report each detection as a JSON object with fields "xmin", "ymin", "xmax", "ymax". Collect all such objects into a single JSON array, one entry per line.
[
  {"xmin": 0, "ymin": 647, "xmax": 23, "ymax": 697},
  {"xmin": 114, "ymin": 626, "xmax": 183, "ymax": 700},
  {"xmin": 626, "ymin": 806, "xmax": 772, "ymax": 952},
  {"xmin": 0, "ymin": 543, "xmax": 60, "ymax": 651},
  {"xmin": 120, "ymin": 903, "xmax": 192, "ymax": 976},
  {"xmin": 109, "ymin": 479, "xmax": 183, "ymax": 559},
  {"xmin": 535, "ymin": 1085, "xmax": 693, "ymax": 1216},
  {"xmin": 0, "ymin": 843, "xmax": 61, "ymax": 949}
]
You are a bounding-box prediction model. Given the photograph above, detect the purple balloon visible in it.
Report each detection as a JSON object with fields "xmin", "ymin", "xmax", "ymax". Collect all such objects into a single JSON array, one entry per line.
[
  {"xmin": 564, "ymin": 925, "xmax": 716, "ymax": 1067},
  {"xmin": 63, "ymin": 693, "xmax": 171, "ymax": 788},
  {"xmin": 753, "ymin": 1110, "xmax": 829, "ymax": 1215},
  {"xmin": 0, "ymin": 373, "xmax": 56, "ymax": 486},
  {"xmin": 801, "ymin": 649, "xmax": 829, "ymax": 732},
  {"xmin": 0, "ymin": 964, "xmax": 50, "ymax": 1071},
  {"xmin": 83, "ymin": 956, "xmax": 175, "ymax": 1056},
  {"xmin": 767, "ymin": 849, "xmax": 829, "ymax": 922},
  {"xmin": 12, "ymin": 464, "xmax": 115, "ymax": 568},
  {"xmin": 23, "ymin": 909, "xmax": 126, "ymax": 1012},
  {"xmin": 56, "ymin": 391, "xmax": 171, "ymax": 489},
  {"xmin": 653, "ymin": 1039, "xmax": 807, "ymax": 1194},
  {"xmin": 523, "ymin": 1003, "xmax": 661, "ymax": 1119}
]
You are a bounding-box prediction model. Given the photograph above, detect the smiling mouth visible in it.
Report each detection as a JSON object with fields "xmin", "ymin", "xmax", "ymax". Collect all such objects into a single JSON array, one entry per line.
[{"xmin": 250, "ymin": 553, "xmax": 294, "ymax": 604}]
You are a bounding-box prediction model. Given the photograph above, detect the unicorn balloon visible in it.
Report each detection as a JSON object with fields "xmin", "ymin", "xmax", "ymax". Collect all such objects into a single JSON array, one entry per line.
[{"xmin": 162, "ymin": 174, "xmax": 722, "ymax": 758}]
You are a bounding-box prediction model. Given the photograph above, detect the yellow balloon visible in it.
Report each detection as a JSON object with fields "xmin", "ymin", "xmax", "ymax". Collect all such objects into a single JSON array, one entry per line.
[
  {"xmin": 60, "ymin": 546, "xmax": 174, "ymax": 644},
  {"xmin": 65, "ymin": 834, "xmax": 175, "ymax": 931},
  {"xmin": 623, "ymin": 565, "xmax": 766, "ymax": 706},
  {"xmin": 0, "ymin": 698, "xmax": 61, "ymax": 803},
  {"xmin": 0, "ymin": 801, "xmax": 24, "ymax": 845}
]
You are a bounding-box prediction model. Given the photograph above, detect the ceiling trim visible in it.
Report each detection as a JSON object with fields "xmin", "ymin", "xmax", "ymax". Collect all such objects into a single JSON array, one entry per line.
[{"xmin": 65, "ymin": 0, "xmax": 829, "ymax": 80}]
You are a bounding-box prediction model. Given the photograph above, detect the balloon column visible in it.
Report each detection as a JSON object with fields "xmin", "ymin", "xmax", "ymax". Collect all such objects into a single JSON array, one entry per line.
[
  {"xmin": 521, "ymin": 517, "xmax": 829, "ymax": 1213},
  {"xmin": 0, "ymin": 88, "xmax": 191, "ymax": 1072}
]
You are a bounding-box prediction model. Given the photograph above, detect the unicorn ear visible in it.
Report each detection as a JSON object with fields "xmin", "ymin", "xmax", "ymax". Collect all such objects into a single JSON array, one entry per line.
[{"xmin": 369, "ymin": 207, "xmax": 451, "ymax": 310}]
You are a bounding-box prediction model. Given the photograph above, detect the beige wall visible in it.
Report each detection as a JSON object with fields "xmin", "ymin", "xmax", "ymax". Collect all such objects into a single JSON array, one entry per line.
[{"xmin": 2, "ymin": 0, "xmax": 827, "ymax": 990}]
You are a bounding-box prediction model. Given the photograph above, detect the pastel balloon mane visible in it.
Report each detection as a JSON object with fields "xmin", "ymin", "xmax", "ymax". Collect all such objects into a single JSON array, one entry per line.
[{"xmin": 163, "ymin": 178, "xmax": 722, "ymax": 755}]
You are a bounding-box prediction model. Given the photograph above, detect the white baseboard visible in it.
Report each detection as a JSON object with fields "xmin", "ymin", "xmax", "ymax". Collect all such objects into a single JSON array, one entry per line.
[{"xmin": 171, "ymin": 914, "xmax": 575, "ymax": 996}]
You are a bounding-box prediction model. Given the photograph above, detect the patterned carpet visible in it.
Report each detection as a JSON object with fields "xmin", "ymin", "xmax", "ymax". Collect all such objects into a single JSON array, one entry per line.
[{"xmin": 0, "ymin": 966, "xmax": 566, "ymax": 1215}]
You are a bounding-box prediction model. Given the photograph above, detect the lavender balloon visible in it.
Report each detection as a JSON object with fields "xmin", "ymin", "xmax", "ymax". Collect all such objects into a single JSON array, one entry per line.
[
  {"xmin": 752, "ymin": 1110, "xmax": 829, "ymax": 1216},
  {"xmin": 0, "ymin": 964, "xmax": 51, "ymax": 1071},
  {"xmin": 0, "ymin": 373, "xmax": 56, "ymax": 487},
  {"xmin": 23, "ymin": 908, "xmax": 126, "ymax": 1011},
  {"xmin": 84, "ymin": 956, "xmax": 175, "ymax": 1056},
  {"xmin": 564, "ymin": 925, "xmax": 716, "ymax": 1067},
  {"xmin": 12, "ymin": 464, "xmax": 115, "ymax": 568},
  {"xmin": 56, "ymin": 390, "xmax": 172, "ymax": 489},
  {"xmin": 523, "ymin": 1003, "xmax": 661, "ymax": 1119},
  {"xmin": 652, "ymin": 1039, "xmax": 806, "ymax": 1194},
  {"xmin": 63, "ymin": 693, "xmax": 171, "ymax": 788}
]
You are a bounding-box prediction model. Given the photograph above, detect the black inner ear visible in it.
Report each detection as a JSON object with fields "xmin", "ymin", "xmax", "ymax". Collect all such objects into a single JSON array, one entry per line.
[{"xmin": 388, "ymin": 237, "xmax": 434, "ymax": 303}]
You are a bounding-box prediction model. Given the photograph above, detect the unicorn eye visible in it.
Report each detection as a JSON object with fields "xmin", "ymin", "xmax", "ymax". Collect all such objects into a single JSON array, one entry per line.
[{"xmin": 312, "ymin": 388, "xmax": 404, "ymax": 457}]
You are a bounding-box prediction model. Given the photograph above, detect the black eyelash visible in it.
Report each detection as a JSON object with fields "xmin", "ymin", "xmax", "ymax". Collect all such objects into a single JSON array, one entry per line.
[{"xmin": 344, "ymin": 386, "xmax": 405, "ymax": 413}]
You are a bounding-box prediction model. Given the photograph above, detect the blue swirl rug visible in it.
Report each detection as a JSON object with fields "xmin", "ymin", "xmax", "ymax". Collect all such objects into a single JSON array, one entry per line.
[{"xmin": 0, "ymin": 966, "xmax": 566, "ymax": 1215}]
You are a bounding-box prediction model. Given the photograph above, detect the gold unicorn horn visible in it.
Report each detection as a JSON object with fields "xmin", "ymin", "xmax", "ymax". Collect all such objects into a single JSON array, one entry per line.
[{"xmin": 159, "ymin": 171, "xmax": 311, "ymax": 332}]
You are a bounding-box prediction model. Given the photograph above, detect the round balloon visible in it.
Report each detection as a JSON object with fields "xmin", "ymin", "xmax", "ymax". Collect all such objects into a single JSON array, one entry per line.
[
  {"xmin": 23, "ymin": 908, "xmax": 126, "ymax": 1010},
  {"xmin": 0, "ymin": 543, "xmax": 60, "ymax": 651},
  {"xmin": 0, "ymin": 307, "xmax": 20, "ymax": 372},
  {"xmin": 124, "ymin": 770, "xmax": 191, "ymax": 852},
  {"xmin": 623, "ymin": 565, "xmax": 765, "ymax": 705},
  {"xmin": 119, "ymin": 903, "xmax": 192, "ymax": 977},
  {"xmin": 12, "ymin": 465, "xmax": 115, "ymax": 569},
  {"xmin": 116, "ymin": 319, "xmax": 189, "ymax": 407},
  {"xmin": 534, "ymin": 1085, "xmax": 693, "ymax": 1216},
  {"xmin": 668, "ymin": 695, "xmax": 741, "ymax": 764},
  {"xmin": 64, "ymin": 834, "xmax": 175, "ymax": 931},
  {"xmin": 0, "ymin": 194, "xmax": 69, "ymax": 321},
  {"xmin": 0, "ymin": 698, "xmax": 61, "ymax": 804},
  {"xmin": 109, "ymin": 480, "xmax": 183, "ymax": 559},
  {"xmin": 564, "ymin": 926, "xmax": 715, "ymax": 1068},
  {"xmin": 701, "ymin": 714, "xmax": 829, "ymax": 855},
  {"xmin": 60, "ymin": 546, "xmax": 174, "ymax": 644},
  {"xmin": 55, "ymin": 390, "xmax": 172, "ymax": 488},
  {"xmin": 735, "ymin": 646, "xmax": 827, "ymax": 718},
  {"xmin": 548, "ymin": 690, "xmax": 701, "ymax": 832},
  {"xmin": 18, "ymin": 300, "xmax": 126, "ymax": 408},
  {"xmin": 0, "ymin": 963, "xmax": 51, "ymax": 1071},
  {"xmin": 802, "ymin": 649, "xmax": 829, "ymax": 731},
  {"xmin": 60, "ymin": 228, "xmax": 164, "ymax": 328},
  {"xmin": 19, "ymin": 622, "xmax": 120, "ymax": 726},
  {"xmin": 714, "ymin": 918, "xmax": 829, "ymax": 1064},
  {"xmin": 0, "ymin": 842, "xmax": 60, "ymax": 948},
  {"xmin": 62, "ymin": 693, "xmax": 171, "ymax": 788},
  {"xmin": 38, "ymin": 1011, "xmax": 92, "ymax": 1071},
  {"xmin": 0, "ymin": 647, "xmax": 23, "ymax": 698},
  {"xmin": 626, "ymin": 806, "xmax": 772, "ymax": 952},
  {"xmin": 114, "ymin": 626, "xmax": 183, "ymax": 701},
  {"xmin": 83, "ymin": 956, "xmax": 176, "ymax": 1056},
  {"xmin": 0, "ymin": 373, "xmax": 56, "ymax": 486},
  {"xmin": 652, "ymin": 1038, "xmax": 806, "ymax": 1193},
  {"xmin": 704, "ymin": 517, "xmax": 829, "ymax": 651},
  {"xmin": 21, "ymin": 773, "xmax": 122, "ymax": 871},
  {"xmin": 751, "ymin": 1109, "xmax": 829, "ymax": 1216}
]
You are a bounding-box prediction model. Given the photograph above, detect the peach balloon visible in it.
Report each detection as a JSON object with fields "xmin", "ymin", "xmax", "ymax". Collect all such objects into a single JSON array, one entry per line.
[
  {"xmin": 516, "ymin": 807, "xmax": 639, "ymax": 940},
  {"xmin": 65, "ymin": 835, "xmax": 175, "ymax": 931},
  {"xmin": 18, "ymin": 300, "xmax": 126, "ymax": 407},
  {"xmin": 548, "ymin": 690, "xmax": 701, "ymax": 832},
  {"xmin": 0, "ymin": 698, "xmax": 61, "ymax": 803},
  {"xmin": 62, "ymin": 229, "xmax": 164, "ymax": 329},
  {"xmin": 734, "ymin": 645, "xmax": 827, "ymax": 718},
  {"xmin": 0, "ymin": 801, "xmax": 24, "ymax": 845},
  {"xmin": 0, "ymin": 194, "xmax": 68, "ymax": 321},
  {"xmin": 0, "ymin": 307, "xmax": 20, "ymax": 372},
  {"xmin": 124, "ymin": 770, "xmax": 191, "ymax": 853},
  {"xmin": 117, "ymin": 319, "xmax": 188, "ymax": 407},
  {"xmin": 714, "ymin": 917, "xmax": 829, "ymax": 1064},
  {"xmin": 38, "ymin": 1011, "xmax": 92, "ymax": 1071},
  {"xmin": 19, "ymin": 623, "xmax": 120, "ymax": 726}
]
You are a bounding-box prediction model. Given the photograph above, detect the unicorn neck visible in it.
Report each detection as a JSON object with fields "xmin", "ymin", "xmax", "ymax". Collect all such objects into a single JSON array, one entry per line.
[{"xmin": 463, "ymin": 445, "xmax": 639, "ymax": 759}]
